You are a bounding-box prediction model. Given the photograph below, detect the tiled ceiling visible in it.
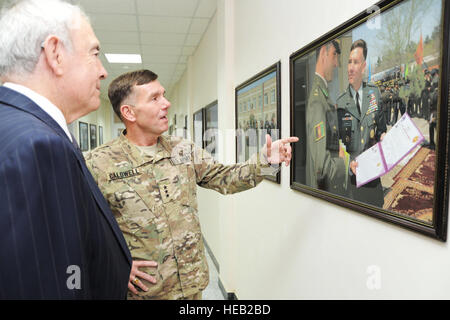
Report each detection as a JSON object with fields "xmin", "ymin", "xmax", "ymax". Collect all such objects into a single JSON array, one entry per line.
[
  {"xmin": 0, "ymin": 0, "xmax": 217, "ymax": 95},
  {"xmin": 79, "ymin": 0, "xmax": 216, "ymax": 95}
]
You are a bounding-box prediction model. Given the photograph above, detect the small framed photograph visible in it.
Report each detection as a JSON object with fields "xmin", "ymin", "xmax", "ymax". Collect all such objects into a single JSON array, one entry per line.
[
  {"xmin": 98, "ymin": 125, "xmax": 103, "ymax": 145},
  {"xmin": 89, "ymin": 124, "xmax": 97, "ymax": 150},
  {"xmin": 78, "ymin": 121, "xmax": 89, "ymax": 152},
  {"xmin": 236, "ymin": 62, "xmax": 281, "ymax": 183},
  {"xmin": 193, "ymin": 109, "xmax": 204, "ymax": 149},
  {"xmin": 204, "ymin": 100, "xmax": 218, "ymax": 160}
]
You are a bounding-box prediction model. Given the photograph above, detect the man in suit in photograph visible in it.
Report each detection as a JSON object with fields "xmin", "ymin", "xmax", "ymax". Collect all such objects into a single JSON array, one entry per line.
[{"xmin": 0, "ymin": 0, "xmax": 131, "ymax": 299}]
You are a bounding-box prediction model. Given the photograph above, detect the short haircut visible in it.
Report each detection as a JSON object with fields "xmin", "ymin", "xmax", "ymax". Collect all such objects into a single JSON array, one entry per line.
[
  {"xmin": 108, "ymin": 69, "xmax": 159, "ymax": 120},
  {"xmin": 0, "ymin": 0, "xmax": 87, "ymax": 79},
  {"xmin": 315, "ymin": 40, "xmax": 341, "ymax": 61},
  {"xmin": 350, "ymin": 39, "xmax": 367, "ymax": 60}
]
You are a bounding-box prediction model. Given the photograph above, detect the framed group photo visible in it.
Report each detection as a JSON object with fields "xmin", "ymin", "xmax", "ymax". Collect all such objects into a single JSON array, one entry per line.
[
  {"xmin": 236, "ymin": 62, "xmax": 281, "ymax": 183},
  {"xmin": 290, "ymin": 0, "xmax": 449, "ymax": 240}
]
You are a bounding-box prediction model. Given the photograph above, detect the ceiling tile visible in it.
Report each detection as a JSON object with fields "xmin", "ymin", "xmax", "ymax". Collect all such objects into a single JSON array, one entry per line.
[
  {"xmin": 146, "ymin": 63, "xmax": 176, "ymax": 74},
  {"xmin": 140, "ymin": 33, "xmax": 186, "ymax": 46},
  {"xmin": 79, "ymin": 0, "xmax": 137, "ymax": 15},
  {"xmin": 142, "ymin": 54, "xmax": 180, "ymax": 64},
  {"xmin": 136, "ymin": 0, "xmax": 198, "ymax": 17},
  {"xmin": 141, "ymin": 45, "xmax": 183, "ymax": 56},
  {"xmin": 184, "ymin": 33, "xmax": 202, "ymax": 46},
  {"xmin": 178, "ymin": 55, "xmax": 188, "ymax": 63},
  {"xmin": 139, "ymin": 16, "xmax": 191, "ymax": 33},
  {"xmin": 101, "ymin": 44, "xmax": 141, "ymax": 54},
  {"xmin": 175, "ymin": 63, "xmax": 187, "ymax": 72},
  {"xmin": 189, "ymin": 18, "xmax": 209, "ymax": 34},
  {"xmin": 89, "ymin": 14, "xmax": 138, "ymax": 32},
  {"xmin": 195, "ymin": 0, "xmax": 217, "ymax": 18},
  {"xmin": 95, "ymin": 31, "xmax": 140, "ymax": 45},
  {"xmin": 181, "ymin": 46, "xmax": 196, "ymax": 55}
]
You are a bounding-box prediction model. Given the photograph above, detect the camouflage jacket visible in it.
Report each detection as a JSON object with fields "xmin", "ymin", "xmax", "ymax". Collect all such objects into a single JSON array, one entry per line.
[{"xmin": 85, "ymin": 132, "xmax": 273, "ymax": 299}]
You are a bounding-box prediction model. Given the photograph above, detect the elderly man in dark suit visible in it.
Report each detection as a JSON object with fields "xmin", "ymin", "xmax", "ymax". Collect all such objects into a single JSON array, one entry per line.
[{"xmin": 0, "ymin": 0, "xmax": 131, "ymax": 299}]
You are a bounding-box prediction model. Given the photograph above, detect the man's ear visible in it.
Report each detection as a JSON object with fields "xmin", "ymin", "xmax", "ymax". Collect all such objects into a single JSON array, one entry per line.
[
  {"xmin": 42, "ymin": 35, "xmax": 65, "ymax": 76},
  {"xmin": 120, "ymin": 104, "xmax": 136, "ymax": 122}
]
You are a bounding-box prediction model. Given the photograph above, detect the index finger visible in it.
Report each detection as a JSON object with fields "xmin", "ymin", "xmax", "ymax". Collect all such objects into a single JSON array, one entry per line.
[
  {"xmin": 280, "ymin": 136, "xmax": 299, "ymax": 144},
  {"xmin": 134, "ymin": 260, "xmax": 158, "ymax": 268}
]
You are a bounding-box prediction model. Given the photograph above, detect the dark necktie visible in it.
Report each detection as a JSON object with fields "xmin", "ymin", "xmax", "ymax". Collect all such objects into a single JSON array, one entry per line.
[{"xmin": 356, "ymin": 91, "xmax": 361, "ymax": 115}]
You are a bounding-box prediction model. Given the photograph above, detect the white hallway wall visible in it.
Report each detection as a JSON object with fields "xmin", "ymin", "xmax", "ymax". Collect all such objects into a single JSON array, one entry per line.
[{"xmin": 168, "ymin": 0, "xmax": 450, "ymax": 299}]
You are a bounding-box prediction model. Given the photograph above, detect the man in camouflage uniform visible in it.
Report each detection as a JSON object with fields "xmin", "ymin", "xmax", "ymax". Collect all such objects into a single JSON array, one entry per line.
[
  {"xmin": 336, "ymin": 39, "xmax": 387, "ymax": 207},
  {"xmin": 306, "ymin": 40, "xmax": 347, "ymax": 195},
  {"xmin": 85, "ymin": 69, "xmax": 298, "ymax": 300}
]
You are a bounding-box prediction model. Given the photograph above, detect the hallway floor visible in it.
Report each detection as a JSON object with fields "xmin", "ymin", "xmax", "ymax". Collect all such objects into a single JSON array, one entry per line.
[{"xmin": 202, "ymin": 248, "xmax": 226, "ymax": 300}]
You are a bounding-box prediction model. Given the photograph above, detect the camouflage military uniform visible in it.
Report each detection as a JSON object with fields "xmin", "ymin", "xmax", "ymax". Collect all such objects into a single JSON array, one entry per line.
[
  {"xmin": 305, "ymin": 74, "xmax": 347, "ymax": 195},
  {"xmin": 85, "ymin": 131, "xmax": 274, "ymax": 300}
]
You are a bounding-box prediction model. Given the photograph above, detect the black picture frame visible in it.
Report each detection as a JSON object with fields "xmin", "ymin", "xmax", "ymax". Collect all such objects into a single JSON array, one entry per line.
[
  {"xmin": 78, "ymin": 121, "xmax": 89, "ymax": 152},
  {"xmin": 236, "ymin": 62, "xmax": 281, "ymax": 183},
  {"xmin": 204, "ymin": 100, "xmax": 218, "ymax": 160},
  {"xmin": 98, "ymin": 125, "xmax": 103, "ymax": 145},
  {"xmin": 193, "ymin": 108, "xmax": 204, "ymax": 149},
  {"xmin": 290, "ymin": 0, "xmax": 449, "ymax": 241},
  {"xmin": 89, "ymin": 124, "xmax": 97, "ymax": 150}
]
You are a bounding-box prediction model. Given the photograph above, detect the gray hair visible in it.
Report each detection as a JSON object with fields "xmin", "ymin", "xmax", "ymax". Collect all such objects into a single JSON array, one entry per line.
[{"xmin": 0, "ymin": 0, "xmax": 88, "ymax": 79}]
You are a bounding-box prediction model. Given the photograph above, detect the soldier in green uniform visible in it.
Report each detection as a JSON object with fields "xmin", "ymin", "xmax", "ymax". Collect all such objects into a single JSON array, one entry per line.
[
  {"xmin": 85, "ymin": 69, "xmax": 298, "ymax": 300},
  {"xmin": 336, "ymin": 39, "xmax": 387, "ymax": 207},
  {"xmin": 306, "ymin": 40, "xmax": 347, "ymax": 195}
]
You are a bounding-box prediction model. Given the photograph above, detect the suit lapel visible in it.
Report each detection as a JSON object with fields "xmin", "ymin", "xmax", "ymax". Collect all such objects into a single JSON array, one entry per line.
[
  {"xmin": 0, "ymin": 86, "xmax": 132, "ymax": 264},
  {"xmin": 0, "ymin": 86, "xmax": 68, "ymax": 139}
]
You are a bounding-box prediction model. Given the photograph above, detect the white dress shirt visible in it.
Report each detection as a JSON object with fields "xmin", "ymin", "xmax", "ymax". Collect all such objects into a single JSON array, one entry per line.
[
  {"xmin": 349, "ymin": 85, "xmax": 363, "ymax": 112},
  {"xmin": 3, "ymin": 82, "xmax": 73, "ymax": 142}
]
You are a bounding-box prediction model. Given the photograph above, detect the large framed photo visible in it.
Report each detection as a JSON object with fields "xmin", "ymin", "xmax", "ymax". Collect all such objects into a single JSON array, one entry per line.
[
  {"xmin": 236, "ymin": 62, "xmax": 281, "ymax": 183},
  {"xmin": 290, "ymin": 0, "xmax": 449, "ymax": 240},
  {"xmin": 89, "ymin": 124, "xmax": 97, "ymax": 150},
  {"xmin": 78, "ymin": 121, "xmax": 89, "ymax": 152}
]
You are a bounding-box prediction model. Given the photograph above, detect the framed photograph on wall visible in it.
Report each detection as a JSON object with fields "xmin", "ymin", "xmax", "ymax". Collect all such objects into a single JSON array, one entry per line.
[
  {"xmin": 193, "ymin": 108, "xmax": 204, "ymax": 149},
  {"xmin": 290, "ymin": 0, "xmax": 449, "ymax": 240},
  {"xmin": 204, "ymin": 100, "xmax": 218, "ymax": 160},
  {"xmin": 89, "ymin": 124, "xmax": 97, "ymax": 150},
  {"xmin": 236, "ymin": 62, "xmax": 281, "ymax": 183},
  {"xmin": 78, "ymin": 121, "xmax": 89, "ymax": 152},
  {"xmin": 98, "ymin": 125, "xmax": 103, "ymax": 145}
]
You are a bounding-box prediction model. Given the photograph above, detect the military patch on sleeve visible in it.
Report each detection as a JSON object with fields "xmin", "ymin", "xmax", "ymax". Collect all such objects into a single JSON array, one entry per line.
[{"xmin": 314, "ymin": 122, "xmax": 325, "ymax": 141}]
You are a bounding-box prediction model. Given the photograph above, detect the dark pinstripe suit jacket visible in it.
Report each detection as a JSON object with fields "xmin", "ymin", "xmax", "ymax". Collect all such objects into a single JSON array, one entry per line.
[{"xmin": 0, "ymin": 86, "xmax": 132, "ymax": 299}]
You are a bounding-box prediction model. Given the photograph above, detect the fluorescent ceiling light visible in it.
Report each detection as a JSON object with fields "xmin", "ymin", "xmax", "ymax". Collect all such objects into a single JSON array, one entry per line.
[{"xmin": 105, "ymin": 53, "xmax": 142, "ymax": 64}]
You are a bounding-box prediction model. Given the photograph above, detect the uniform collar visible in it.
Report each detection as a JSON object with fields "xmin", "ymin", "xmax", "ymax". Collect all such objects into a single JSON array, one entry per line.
[
  {"xmin": 314, "ymin": 74, "xmax": 329, "ymax": 99},
  {"xmin": 118, "ymin": 129, "xmax": 173, "ymax": 167},
  {"xmin": 315, "ymin": 72, "xmax": 328, "ymax": 89}
]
